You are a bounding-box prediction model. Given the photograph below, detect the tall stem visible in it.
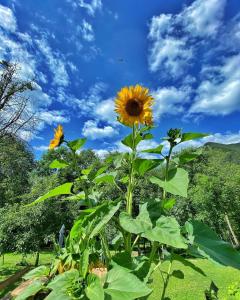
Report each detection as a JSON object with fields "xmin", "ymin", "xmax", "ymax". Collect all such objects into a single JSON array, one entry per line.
[
  {"xmin": 100, "ymin": 232, "xmax": 111, "ymax": 267},
  {"xmin": 161, "ymin": 258, "xmax": 172, "ymax": 300},
  {"xmin": 163, "ymin": 145, "xmax": 173, "ymax": 199},
  {"xmin": 149, "ymin": 241, "xmax": 158, "ymax": 264},
  {"xmin": 160, "ymin": 145, "xmax": 174, "ymax": 299},
  {"xmin": 125, "ymin": 125, "xmax": 137, "ymax": 252}
]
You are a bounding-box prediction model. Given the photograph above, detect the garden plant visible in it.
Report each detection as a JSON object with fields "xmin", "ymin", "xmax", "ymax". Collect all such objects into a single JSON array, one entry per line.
[{"xmin": 15, "ymin": 85, "xmax": 240, "ymax": 300}]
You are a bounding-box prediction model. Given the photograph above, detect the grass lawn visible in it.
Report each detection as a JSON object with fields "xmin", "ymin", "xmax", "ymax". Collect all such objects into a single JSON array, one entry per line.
[
  {"xmin": 148, "ymin": 259, "xmax": 240, "ymax": 300},
  {"xmin": 0, "ymin": 252, "xmax": 53, "ymax": 298},
  {"xmin": 1, "ymin": 253, "xmax": 240, "ymax": 299}
]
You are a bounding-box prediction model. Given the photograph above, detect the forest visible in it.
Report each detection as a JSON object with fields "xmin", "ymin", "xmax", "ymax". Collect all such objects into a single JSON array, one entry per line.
[
  {"xmin": 1, "ymin": 135, "xmax": 240, "ymax": 257},
  {"xmin": 1, "ymin": 130, "xmax": 240, "ymax": 300}
]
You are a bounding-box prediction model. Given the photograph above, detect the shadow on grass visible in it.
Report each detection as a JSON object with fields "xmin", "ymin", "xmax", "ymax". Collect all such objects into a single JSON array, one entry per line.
[
  {"xmin": 0, "ymin": 281, "xmax": 20, "ymax": 298},
  {"xmin": 0, "ymin": 266, "xmax": 22, "ymax": 279}
]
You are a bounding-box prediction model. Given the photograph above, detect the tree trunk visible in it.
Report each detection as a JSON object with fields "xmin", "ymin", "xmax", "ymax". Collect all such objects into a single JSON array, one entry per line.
[
  {"xmin": 34, "ymin": 252, "xmax": 40, "ymax": 267},
  {"xmin": 225, "ymin": 213, "xmax": 239, "ymax": 247}
]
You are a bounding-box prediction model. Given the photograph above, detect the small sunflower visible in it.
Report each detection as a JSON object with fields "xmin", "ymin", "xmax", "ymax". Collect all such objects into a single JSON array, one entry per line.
[
  {"xmin": 144, "ymin": 111, "xmax": 153, "ymax": 127},
  {"xmin": 49, "ymin": 125, "xmax": 64, "ymax": 150},
  {"xmin": 115, "ymin": 84, "xmax": 154, "ymax": 126}
]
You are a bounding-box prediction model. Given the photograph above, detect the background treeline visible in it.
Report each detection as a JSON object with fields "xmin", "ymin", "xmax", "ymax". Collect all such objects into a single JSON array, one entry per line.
[{"xmin": 0, "ymin": 134, "xmax": 240, "ymax": 255}]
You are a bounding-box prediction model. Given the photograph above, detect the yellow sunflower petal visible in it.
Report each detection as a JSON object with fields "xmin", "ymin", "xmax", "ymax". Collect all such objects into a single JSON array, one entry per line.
[
  {"xmin": 49, "ymin": 125, "xmax": 64, "ymax": 149},
  {"xmin": 115, "ymin": 84, "xmax": 154, "ymax": 127}
]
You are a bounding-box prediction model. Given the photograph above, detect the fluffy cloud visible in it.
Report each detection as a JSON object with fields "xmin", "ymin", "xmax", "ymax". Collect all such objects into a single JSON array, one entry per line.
[
  {"xmin": 93, "ymin": 130, "xmax": 240, "ymax": 159},
  {"xmin": 182, "ymin": 0, "xmax": 226, "ymax": 37},
  {"xmin": 0, "ymin": 4, "xmax": 17, "ymax": 32},
  {"xmin": 57, "ymin": 83, "xmax": 118, "ymax": 126},
  {"xmin": 148, "ymin": 0, "xmax": 240, "ymax": 118},
  {"xmin": 94, "ymin": 149, "xmax": 110, "ymax": 158},
  {"xmin": 81, "ymin": 20, "xmax": 94, "ymax": 42},
  {"xmin": 65, "ymin": 82, "xmax": 107, "ymax": 114},
  {"xmin": 148, "ymin": 16, "xmax": 192, "ymax": 76},
  {"xmin": 176, "ymin": 131, "xmax": 240, "ymax": 150},
  {"xmin": 38, "ymin": 110, "xmax": 70, "ymax": 126},
  {"xmin": 94, "ymin": 139, "xmax": 160, "ymax": 159},
  {"xmin": 95, "ymin": 98, "xmax": 117, "ymax": 124},
  {"xmin": 36, "ymin": 38, "xmax": 69, "ymax": 87},
  {"xmin": 113, "ymin": 139, "xmax": 159, "ymax": 155},
  {"xmin": 190, "ymin": 55, "xmax": 240, "ymax": 115},
  {"xmin": 82, "ymin": 120, "xmax": 118, "ymax": 140},
  {"xmin": 148, "ymin": 0, "xmax": 226, "ymax": 77},
  {"xmin": 0, "ymin": 30, "xmax": 36, "ymax": 79},
  {"xmin": 152, "ymin": 86, "xmax": 191, "ymax": 119},
  {"xmin": 0, "ymin": 5, "xmax": 71, "ymax": 140},
  {"xmin": 33, "ymin": 145, "xmax": 49, "ymax": 152},
  {"xmin": 76, "ymin": 0, "xmax": 102, "ymax": 16},
  {"xmin": 28, "ymin": 83, "xmax": 52, "ymax": 108}
]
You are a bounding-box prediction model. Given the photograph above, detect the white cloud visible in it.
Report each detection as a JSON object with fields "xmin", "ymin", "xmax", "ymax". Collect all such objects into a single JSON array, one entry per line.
[
  {"xmin": 148, "ymin": 14, "xmax": 172, "ymax": 40},
  {"xmin": 77, "ymin": 0, "xmax": 102, "ymax": 16},
  {"xmin": 148, "ymin": 21, "xmax": 192, "ymax": 76},
  {"xmin": 214, "ymin": 13, "xmax": 240, "ymax": 54},
  {"xmin": 57, "ymin": 83, "xmax": 117, "ymax": 124},
  {"xmin": 182, "ymin": 0, "xmax": 226, "ymax": 37},
  {"xmin": 94, "ymin": 149, "xmax": 110, "ymax": 158},
  {"xmin": 114, "ymin": 139, "xmax": 159, "ymax": 154},
  {"xmin": 38, "ymin": 110, "xmax": 70, "ymax": 126},
  {"xmin": 148, "ymin": 0, "xmax": 226, "ymax": 76},
  {"xmin": 95, "ymin": 98, "xmax": 117, "ymax": 124},
  {"xmin": 28, "ymin": 83, "xmax": 52, "ymax": 107},
  {"xmin": 148, "ymin": 0, "xmax": 240, "ymax": 118},
  {"xmin": 94, "ymin": 139, "xmax": 160, "ymax": 159},
  {"xmin": 82, "ymin": 45, "xmax": 101, "ymax": 62},
  {"xmin": 33, "ymin": 145, "xmax": 49, "ymax": 152},
  {"xmin": 17, "ymin": 32, "xmax": 32, "ymax": 44},
  {"xmin": 0, "ymin": 7, "xmax": 72, "ymax": 141},
  {"xmin": 95, "ymin": 131, "xmax": 240, "ymax": 158},
  {"xmin": 66, "ymin": 82, "xmax": 107, "ymax": 113},
  {"xmin": 176, "ymin": 131, "xmax": 240, "ymax": 151},
  {"xmin": 18, "ymin": 130, "xmax": 37, "ymax": 142},
  {"xmin": 190, "ymin": 55, "xmax": 240, "ymax": 115},
  {"xmin": 152, "ymin": 86, "xmax": 191, "ymax": 119},
  {"xmin": 82, "ymin": 120, "xmax": 118, "ymax": 140},
  {"xmin": 81, "ymin": 20, "xmax": 94, "ymax": 42},
  {"xmin": 36, "ymin": 38, "xmax": 69, "ymax": 87},
  {"xmin": 0, "ymin": 5, "xmax": 17, "ymax": 32},
  {"xmin": 0, "ymin": 30, "xmax": 36, "ymax": 79}
]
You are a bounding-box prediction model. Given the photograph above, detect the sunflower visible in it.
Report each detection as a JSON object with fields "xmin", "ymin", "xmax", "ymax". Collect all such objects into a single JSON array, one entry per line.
[
  {"xmin": 49, "ymin": 125, "xmax": 64, "ymax": 149},
  {"xmin": 115, "ymin": 84, "xmax": 154, "ymax": 126},
  {"xmin": 144, "ymin": 111, "xmax": 153, "ymax": 127}
]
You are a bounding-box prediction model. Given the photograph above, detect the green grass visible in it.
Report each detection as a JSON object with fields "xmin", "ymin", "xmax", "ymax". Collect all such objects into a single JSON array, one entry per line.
[
  {"xmin": 148, "ymin": 259, "xmax": 240, "ymax": 300},
  {"xmin": 0, "ymin": 252, "xmax": 53, "ymax": 298},
  {"xmin": 1, "ymin": 253, "xmax": 239, "ymax": 299}
]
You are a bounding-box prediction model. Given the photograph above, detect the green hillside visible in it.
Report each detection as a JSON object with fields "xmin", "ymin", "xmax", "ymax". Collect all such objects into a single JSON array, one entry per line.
[{"xmin": 204, "ymin": 142, "xmax": 240, "ymax": 152}]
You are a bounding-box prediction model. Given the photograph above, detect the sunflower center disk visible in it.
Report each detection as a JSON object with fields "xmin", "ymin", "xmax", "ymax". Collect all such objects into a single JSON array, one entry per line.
[{"xmin": 125, "ymin": 98, "xmax": 143, "ymax": 116}]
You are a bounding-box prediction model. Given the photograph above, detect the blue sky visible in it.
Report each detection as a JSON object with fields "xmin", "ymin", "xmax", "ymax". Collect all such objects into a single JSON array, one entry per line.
[{"xmin": 0, "ymin": 0, "xmax": 240, "ymax": 158}]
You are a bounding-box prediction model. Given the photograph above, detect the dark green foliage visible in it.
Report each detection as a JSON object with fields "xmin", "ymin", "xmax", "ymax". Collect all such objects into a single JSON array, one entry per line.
[
  {"xmin": 0, "ymin": 135, "xmax": 34, "ymax": 207},
  {"xmin": 0, "ymin": 175, "xmax": 80, "ymax": 254},
  {"xmin": 205, "ymin": 142, "xmax": 240, "ymax": 153},
  {"xmin": 173, "ymin": 146, "xmax": 240, "ymax": 243},
  {"xmin": 1, "ymin": 136, "xmax": 240, "ymax": 258}
]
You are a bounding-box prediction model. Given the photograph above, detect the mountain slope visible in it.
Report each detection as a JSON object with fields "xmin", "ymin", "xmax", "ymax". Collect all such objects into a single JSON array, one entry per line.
[{"xmin": 204, "ymin": 142, "xmax": 240, "ymax": 152}]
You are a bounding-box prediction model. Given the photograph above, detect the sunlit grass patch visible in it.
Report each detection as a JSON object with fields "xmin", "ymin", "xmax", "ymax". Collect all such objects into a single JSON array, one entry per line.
[{"xmin": 148, "ymin": 259, "xmax": 240, "ymax": 300}]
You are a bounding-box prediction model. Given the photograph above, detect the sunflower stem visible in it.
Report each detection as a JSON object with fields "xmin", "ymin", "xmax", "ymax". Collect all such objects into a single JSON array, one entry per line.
[
  {"xmin": 163, "ymin": 145, "xmax": 173, "ymax": 199},
  {"xmin": 161, "ymin": 253, "xmax": 173, "ymax": 300},
  {"xmin": 125, "ymin": 124, "xmax": 137, "ymax": 253}
]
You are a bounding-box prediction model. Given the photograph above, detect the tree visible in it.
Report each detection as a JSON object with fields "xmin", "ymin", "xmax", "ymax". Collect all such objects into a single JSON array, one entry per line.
[
  {"xmin": 0, "ymin": 174, "xmax": 80, "ymax": 255},
  {"xmin": 173, "ymin": 147, "xmax": 240, "ymax": 244},
  {"xmin": 0, "ymin": 134, "xmax": 34, "ymax": 207},
  {"xmin": 35, "ymin": 147, "xmax": 102, "ymax": 182},
  {"xmin": 0, "ymin": 60, "xmax": 36, "ymax": 138}
]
